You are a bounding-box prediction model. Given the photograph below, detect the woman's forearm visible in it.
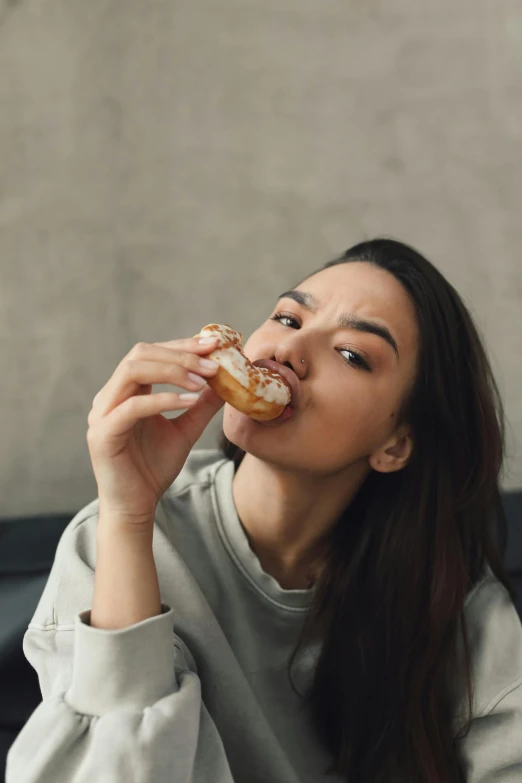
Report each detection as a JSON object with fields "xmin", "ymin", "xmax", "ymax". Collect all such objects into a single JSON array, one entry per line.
[{"xmin": 91, "ymin": 517, "xmax": 162, "ymax": 630}]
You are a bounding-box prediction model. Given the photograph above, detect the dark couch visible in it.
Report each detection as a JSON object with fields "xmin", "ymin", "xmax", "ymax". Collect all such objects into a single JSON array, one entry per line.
[{"xmin": 1, "ymin": 497, "xmax": 521, "ymax": 780}]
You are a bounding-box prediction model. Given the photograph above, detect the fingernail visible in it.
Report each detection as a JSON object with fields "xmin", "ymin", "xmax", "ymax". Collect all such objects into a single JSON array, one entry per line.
[
  {"xmin": 187, "ymin": 372, "xmax": 207, "ymax": 386},
  {"xmin": 180, "ymin": 392, "xmax": 201, "ymax": 400},
  {"xmin": 199, "ymin": 358, "xmax": 218, "ymax": 370},
  {"xmin": 198, "ymin": 337, "xmax": 217, "ymax": 344}
]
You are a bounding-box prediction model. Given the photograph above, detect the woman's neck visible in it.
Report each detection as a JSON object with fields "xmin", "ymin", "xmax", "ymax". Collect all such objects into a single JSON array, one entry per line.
[{"xmin": 231, "ymin": 451, "xmax": 369, "ymax": 589}]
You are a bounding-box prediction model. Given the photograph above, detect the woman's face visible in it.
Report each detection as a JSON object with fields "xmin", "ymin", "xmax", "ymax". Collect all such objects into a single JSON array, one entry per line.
[{"xmin": 223, "ymin": 261, "xmax": 420, "ymax": 476}]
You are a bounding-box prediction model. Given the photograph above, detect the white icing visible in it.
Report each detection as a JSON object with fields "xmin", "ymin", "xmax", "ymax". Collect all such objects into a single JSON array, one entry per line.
[{"xmin": 199, "ymin": 324, "xmax": 290, "ymax": 406}]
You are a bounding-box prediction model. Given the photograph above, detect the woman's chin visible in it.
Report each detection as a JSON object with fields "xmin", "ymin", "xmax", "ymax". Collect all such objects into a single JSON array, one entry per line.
[{"xmin": 223, "ymin": 403, "xmax": 297, "ymax": 447}]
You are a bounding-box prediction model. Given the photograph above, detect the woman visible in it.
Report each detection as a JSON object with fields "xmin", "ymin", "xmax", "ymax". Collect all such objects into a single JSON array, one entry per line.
[{"xmin": 7, "ymin": 239, "xmax": 522, "ymax": 783}]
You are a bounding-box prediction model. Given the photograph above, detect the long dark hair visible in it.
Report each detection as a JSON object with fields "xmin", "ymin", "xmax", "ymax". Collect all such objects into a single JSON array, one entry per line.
[{"xmin": 218, "ymin": 238, "xmax": 517, "ymax": 782}]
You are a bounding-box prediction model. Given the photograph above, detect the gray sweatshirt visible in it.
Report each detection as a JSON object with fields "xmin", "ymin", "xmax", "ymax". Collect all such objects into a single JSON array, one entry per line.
[{"xmin": 6, "ymin": 448, "xmax": 522, "ymax": 782}]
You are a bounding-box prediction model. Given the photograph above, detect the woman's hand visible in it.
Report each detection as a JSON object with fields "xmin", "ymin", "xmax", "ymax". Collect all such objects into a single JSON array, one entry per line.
[{"xmin": 86, "ymin": 336, "xmax": 225, "ymax": 529}]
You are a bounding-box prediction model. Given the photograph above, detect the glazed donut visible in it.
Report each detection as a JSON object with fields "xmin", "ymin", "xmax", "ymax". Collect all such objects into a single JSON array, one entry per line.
[{"xmin": 193, "ymin": 324, "xmax": 291, "ymax": 421}]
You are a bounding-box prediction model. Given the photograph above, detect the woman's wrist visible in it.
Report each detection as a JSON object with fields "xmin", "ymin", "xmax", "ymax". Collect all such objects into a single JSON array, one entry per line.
[{"xmin": 91, "ymin": 515, "xmax": 162, "ymax": 630}]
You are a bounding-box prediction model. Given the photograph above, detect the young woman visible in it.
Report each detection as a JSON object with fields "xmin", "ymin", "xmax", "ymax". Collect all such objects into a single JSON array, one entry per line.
[{"xmin": 7, "ymin": 239, "xmax": 521, "ymax": 783}]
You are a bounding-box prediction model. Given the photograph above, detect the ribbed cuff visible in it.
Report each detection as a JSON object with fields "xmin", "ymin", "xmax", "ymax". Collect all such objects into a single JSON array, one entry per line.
[{"xmin": 66, "ymin": 603, "xmax": 177, "ymax": 716}]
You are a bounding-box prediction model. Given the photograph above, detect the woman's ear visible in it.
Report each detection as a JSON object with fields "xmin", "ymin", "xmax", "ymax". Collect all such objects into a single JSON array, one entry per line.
[{"xmin": 368, "ymin": 426, "xmax": 414, "ymax": 474}]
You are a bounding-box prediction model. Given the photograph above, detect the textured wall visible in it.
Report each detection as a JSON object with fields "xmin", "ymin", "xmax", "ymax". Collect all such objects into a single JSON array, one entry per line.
[{"xmin": 1, "ymin": 0, "xmax": 521, "ymax": 515}]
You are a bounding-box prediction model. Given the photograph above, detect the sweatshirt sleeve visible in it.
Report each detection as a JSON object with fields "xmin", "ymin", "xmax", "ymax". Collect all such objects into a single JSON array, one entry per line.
[
  {"xmin": 454, "ymin": 576, "xmax": 522, "ymax": 782},
  {"xmin": 5, "ymin": 505, "xmax": 235, "ymax": 783},
  {"xmin": 456, "ymin": 679, "xmax": 522, "ymax": 782}
]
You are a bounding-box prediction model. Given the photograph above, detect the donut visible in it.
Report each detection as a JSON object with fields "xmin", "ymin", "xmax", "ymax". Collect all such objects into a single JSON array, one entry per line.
[{"xmin": 193, "ymin": 324, "xmax": 292, "ymax": 421}]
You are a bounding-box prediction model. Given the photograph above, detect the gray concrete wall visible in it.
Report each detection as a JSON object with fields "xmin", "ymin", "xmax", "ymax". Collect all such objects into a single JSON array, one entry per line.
[{"xmin": 1, "ymin": 0, "xmax": 521, "ymax": 516}]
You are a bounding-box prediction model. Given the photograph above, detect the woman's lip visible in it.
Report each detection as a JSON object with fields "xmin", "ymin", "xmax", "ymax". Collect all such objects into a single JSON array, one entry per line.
[
  {"xmin": 251, "ymin": 359, "xmax": 301, "ymax": 408},
  {"xmin": 257, "ymin": 403, "xmax": 295, "ymax": 425}
]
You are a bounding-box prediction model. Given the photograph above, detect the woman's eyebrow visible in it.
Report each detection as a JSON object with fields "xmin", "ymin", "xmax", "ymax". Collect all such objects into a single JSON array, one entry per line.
[{"xmin": 277, "ymin": 289, "xmax": 400, "ymax": 360}]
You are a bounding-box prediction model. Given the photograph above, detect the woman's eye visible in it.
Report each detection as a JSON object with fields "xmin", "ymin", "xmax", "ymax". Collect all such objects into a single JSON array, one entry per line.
[
  {"xmin": 339, "ymin": 348, "xmax": 370, "ymax": 370},
  {"xmin": 270, "ymin": 313, "xmax": 297, "ymax": 329},
  {"xmin": 269, "ymin": 313, "xmax": 371, "ymax": 371}
]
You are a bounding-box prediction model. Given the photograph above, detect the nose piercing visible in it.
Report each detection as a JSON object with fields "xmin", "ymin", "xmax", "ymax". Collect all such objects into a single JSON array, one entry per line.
[{"xmin": 301, "ymin": 358, "xmax": 305, "ymax": 363}]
